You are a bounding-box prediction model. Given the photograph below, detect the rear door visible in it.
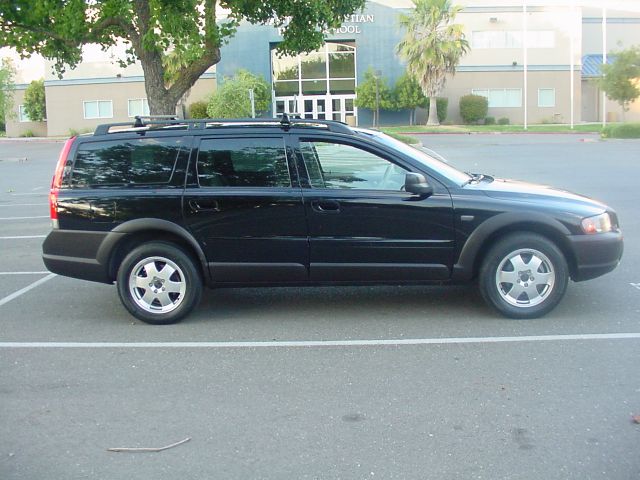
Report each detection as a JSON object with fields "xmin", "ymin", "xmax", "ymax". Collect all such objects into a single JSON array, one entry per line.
[{"xmin": 183, "ymin": 134, "xmax": 308, "ymax": 284}]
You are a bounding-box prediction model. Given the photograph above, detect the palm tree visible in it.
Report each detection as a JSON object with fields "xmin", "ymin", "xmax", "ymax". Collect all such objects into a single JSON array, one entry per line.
[{"xmin": 397, "ymin": 0, "xmax": 469, "ymax": 126}]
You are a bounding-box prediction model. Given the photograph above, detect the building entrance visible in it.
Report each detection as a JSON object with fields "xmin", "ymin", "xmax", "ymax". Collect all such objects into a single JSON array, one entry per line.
[{"xmin": 271, "ymin": 42, "xmax": 357, "ymax": 124}]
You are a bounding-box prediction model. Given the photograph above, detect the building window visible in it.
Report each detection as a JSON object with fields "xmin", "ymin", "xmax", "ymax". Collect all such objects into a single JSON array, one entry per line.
[
  {"xmin": 83, "ymin": 100, "xmax": 113, "ymax": 119},
  {"xmin": 472, "ymin": 30, "xmax": 555, "ymax": 49},
  {"xmin": 538, "ymin": 88, "xmax": 555, "ymax": 108},
  {"xmin": 18, "ymin": 105, "xmax": 31, "ymax": 122},
  {"xmin": 472, "ymin": 89, "xmax": 522, "ymax": 108},
  {"xmin": 128, "ymin": 98, "xmax": 150, "ymax": 117}
]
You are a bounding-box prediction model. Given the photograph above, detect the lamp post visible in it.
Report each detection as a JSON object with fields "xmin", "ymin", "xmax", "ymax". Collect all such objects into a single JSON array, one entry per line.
[{"xmin": 374, "ymin": 69, "xmax": 382, "ymax": 128}]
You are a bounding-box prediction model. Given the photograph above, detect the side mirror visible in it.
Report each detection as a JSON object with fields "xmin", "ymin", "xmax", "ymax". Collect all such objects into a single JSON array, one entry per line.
[{"xmin": 405, "ymin": 172, "xmax": 433, "ymax": 197}]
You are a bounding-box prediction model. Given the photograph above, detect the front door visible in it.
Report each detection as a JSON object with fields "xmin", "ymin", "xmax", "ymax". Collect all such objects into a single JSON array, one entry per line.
[
  {"xmin": 183, "ymin": 135, "xmax": 308, "ymax": 284},
  {"xmin": 295, "ymin": 136, "xmax": 455, "ymax": 282}
]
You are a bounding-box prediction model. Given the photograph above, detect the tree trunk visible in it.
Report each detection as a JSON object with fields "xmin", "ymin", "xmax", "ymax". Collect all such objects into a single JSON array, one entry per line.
[
  {"xmin": 409, "ymin": 109, "xmax": 413, "ymax": 126},
  {"xmin": 427, "ymin": 96, "xmax": 440, "ymax": 126}
]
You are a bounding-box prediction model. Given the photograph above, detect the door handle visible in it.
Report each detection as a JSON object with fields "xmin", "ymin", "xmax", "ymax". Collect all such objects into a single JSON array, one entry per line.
[
  {"xmin": 311, "ymin": 200, "xmax": 340, "ymax": 213},
  {"xmin": 189, "ymin": 199, "xmax": 219, "ymax": 212}
]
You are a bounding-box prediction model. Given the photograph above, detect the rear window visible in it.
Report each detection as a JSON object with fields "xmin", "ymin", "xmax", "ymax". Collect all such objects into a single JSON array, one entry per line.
[
  {"xmin": 197, "ymin": 137, "xmax": 291, "ymax": 188},
  {"xmin": 70, "ymin": 137, "xmax": 185, "ymax": 187}
]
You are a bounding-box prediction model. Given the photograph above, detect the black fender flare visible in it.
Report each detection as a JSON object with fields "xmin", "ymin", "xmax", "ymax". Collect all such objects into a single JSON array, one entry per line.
[
  {"xmin": 96, "ymin": 219, "xmax": 210, "ymax": 283},
  {"xmin": 452, "ymin": 211, "xmax": 572, "ymax": 281}
]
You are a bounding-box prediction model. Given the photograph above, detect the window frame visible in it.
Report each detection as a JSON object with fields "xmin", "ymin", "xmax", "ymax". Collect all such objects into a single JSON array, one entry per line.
[
  {"xmin": 472, "ymin": 88, "xmax": 522, "ymax": 108},
  {"xmin": 18, "ymin": 104, "xmax": 31, "ymax": 123},
  {"xmin": 296, "ymin": 136, "xmax": 410, "ymax": 193},
  {"xmin": 83, "ymin": 100, "xmax": 113, "ymax": 120},
  {"xmin": 537, "ymin": 88, "xmax": 556, "ymax": 108},
  {"xmin": 194, "ymin": 135, "xmax": 294, "ymax": 189},
  {"xmin": 127, "ymin": 98, "xmax": 150, "ymax": 118}
]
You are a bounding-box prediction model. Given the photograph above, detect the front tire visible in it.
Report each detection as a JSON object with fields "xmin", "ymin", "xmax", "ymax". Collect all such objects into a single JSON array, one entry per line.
[
  {"xmin": 117, "ymin": 242, "xmax": 202, "ymax": 324},
  {"xmin": 479, "ymin": 233, "xmax": 568, "ymax": 319}
]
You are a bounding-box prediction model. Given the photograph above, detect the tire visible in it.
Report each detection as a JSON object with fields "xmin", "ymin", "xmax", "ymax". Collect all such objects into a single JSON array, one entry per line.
[
  {"xmin": 116, "ymin": 242, "xmax": 202, "ymax": 325},
  {"xmin": 479, "ymin": 233, "xmax": 569, "ymax": 319}
]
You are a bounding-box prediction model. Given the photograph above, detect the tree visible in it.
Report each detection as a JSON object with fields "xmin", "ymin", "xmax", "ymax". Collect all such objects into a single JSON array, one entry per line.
[
  {"xmin": 0, "ymin": 57, "xmax": 15, "ymax": 128},
  {"xmin": 397, "ymin": 0, "xmax": 468, "ymax": 126},
  {"xmin": 0, "ymin": 0, "xmax": 366, "ymax": 115},
  {"xmin": 354, "ymin": 68, "xmax": 396, "ymax": 127},
  {"xmin": 23, "ymin": 79, "xmax": 46, "ymax": 122},
  {"xmin": 597, "ymin": 46, "xmax": 640, "ymax": 121},
  {"xmin": 394, "ymin": 73, "xmax": 427, "ymax": 125},
  {"xmin": 207, "ymin": 70, "xmax": 271, "ymax": 118}
]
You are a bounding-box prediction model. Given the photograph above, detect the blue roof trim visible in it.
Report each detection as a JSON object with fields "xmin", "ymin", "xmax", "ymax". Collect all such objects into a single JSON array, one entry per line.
[
  {"xmin": 582, "ymin": 54, "xmax": 615, "ymax": 77},
  {"xmin": 44, "ymin": 72, "xmax": 216, "ymax": 87},
  {"xmin": 583, "ymin": 17, "xmax": 640, "ymax": 24}
]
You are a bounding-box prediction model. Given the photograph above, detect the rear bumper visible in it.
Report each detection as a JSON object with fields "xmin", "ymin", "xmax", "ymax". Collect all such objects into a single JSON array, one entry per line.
[
  {"xmin": 568, "ymin": 231, "xmax": 623, "ymax": 282},
  {"xmin": 42, "ymin": 230, "xmax": 118, "ymax": 284}
]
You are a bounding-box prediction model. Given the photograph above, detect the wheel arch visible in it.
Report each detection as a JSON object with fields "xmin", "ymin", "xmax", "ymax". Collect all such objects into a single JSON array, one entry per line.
[
  {"xmin": 97, "ymin": 219, "xmax": 210, "ymax": 284},
  {"xmin": 452, "ymin": 212, "xmax": 577, "ymax": 282}
]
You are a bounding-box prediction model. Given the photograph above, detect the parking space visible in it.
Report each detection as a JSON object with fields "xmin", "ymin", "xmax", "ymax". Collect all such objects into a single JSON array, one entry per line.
[{"xmin": 1, "ymin": 135, "xmax": 639, "ymax": 479}]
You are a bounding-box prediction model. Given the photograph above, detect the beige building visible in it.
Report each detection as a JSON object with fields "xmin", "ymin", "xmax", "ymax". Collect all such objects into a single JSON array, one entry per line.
[{"xmin": 4, "ymin": 0, "xmax": 640, "ymax": 135}]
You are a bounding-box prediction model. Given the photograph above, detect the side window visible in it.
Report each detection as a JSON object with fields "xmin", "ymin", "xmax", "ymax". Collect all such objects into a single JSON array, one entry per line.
[
  {"xmin": 197, "ymin": 137, "xmax": 291, "ymax": 188},
  {"xmin": 300, "ymin": 140, "xmax": 407, "ymax": 191},
  {"xmin": 71, "ymin": 137, "xmax": 184, "ymax": 187}
]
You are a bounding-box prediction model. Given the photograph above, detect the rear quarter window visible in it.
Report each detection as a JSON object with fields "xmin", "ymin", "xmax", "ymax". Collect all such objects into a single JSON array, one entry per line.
[{"xmin": 70, "ymin": 137, "xmax": 186, "ymax": 187}]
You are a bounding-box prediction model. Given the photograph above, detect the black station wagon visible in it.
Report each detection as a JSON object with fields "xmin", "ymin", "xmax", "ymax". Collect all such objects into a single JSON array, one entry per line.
[{"xmin": 42, "ymin": 116, "xmax": 623, "ymax": 324}]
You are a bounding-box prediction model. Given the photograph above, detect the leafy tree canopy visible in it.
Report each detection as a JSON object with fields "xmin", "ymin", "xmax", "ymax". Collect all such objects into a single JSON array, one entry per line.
[
  {"xmin": 394, "ymin": 73, "xmax": 427, "ymax": 110},
  {"xmin": 354, "ymin": 68, "xmax": 396, "ymax": 111},
  {"xmin": 24, "ymin": 78, "xmax": 46, "ymax": 122},
  {"xmin": 0, "ymin": 57, "xmax": 15, "ymax": 124},
  {"xmin": 207, "ymin": 69, "xmax": 271, "ymax": 118},
  {"xmin": 598, "ymin": 46, "xmax": 640, "ymax": 116},
  {"xmin": 0, "ymin": 0, "xmax": 365, "ymax": 114}
]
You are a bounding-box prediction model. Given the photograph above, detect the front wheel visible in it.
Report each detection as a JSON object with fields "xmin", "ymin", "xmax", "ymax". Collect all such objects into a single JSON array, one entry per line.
[
  {"xmin": 479, "ymin": 233, "xmax": 569, "ymax": 319},
  {"xmin": 117, "ymin": 242, "xmax": 202, "ymax": 324}
]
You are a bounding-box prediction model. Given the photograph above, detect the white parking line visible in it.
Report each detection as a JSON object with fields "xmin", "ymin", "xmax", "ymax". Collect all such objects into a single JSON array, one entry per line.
[
  {"xmin": 0, "ymin": 271, "xmax": 50, "ymax": 275},
  {"xmin": 0, "ymin": 215, "xmax": 49, "ymax": 220},
  {"xmin": 0, "ymin": 273, "xmax": 56, "ymax": 308},
  {"xmin": 0, "ymin": 203, "xmax": 48, "ymax": 207},
  {"xmin": 1, "ymin": 332, "xmax": 639, "ymax": 349},
  {"xmin": 0, "ymin": 235, "xmax": 47, "ymax": 239},
  {"xmin": 8, "ymin": 193, "xmax": 47, "ymax": 196}
]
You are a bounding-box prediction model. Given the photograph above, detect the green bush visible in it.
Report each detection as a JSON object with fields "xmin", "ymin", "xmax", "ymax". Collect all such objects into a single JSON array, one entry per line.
[
  {"xmin": 424, "ymin": 97, "xmax": 448, "ymax": 123},
  {"xmin": 498, "ymin": 117, "xmax": 510, "ymax": 125},
  {"xmin": 459, "ymin": 94, "xmax": 488, "ymax": 124},
  {"xmin": 207, "ymin": 70, "xmax": 271, "ymax": 118},
  {"xmin": 188, "ymin": 100, "xmax": 209, "ymax": 119},
  {"xmin": 484, "ymin": 116, "xmax": 495, "ymax": 125},
  {"xmin": 601, "ymin": 123, "xmax": 640, "ymax": 138},
  {"xmin": 20, "ymin": 129, "xmax": 35, "ymax": 137}
]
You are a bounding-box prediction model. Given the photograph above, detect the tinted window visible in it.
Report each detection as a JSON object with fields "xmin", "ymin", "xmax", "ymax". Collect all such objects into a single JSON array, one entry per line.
[
  {"xmin": 300, "ymin": 141, "xmax": 407, "ymax": 191},
  {"xmin": 71, "ymin": 137, "xmax": 184, "ymax": 187},
  {"xmin": 197, "ymin": 137, "xmax": 290, "ymax": 188}
]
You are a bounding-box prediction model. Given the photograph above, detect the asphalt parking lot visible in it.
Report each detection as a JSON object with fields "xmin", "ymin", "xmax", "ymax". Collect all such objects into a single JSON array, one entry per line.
[{"xmin": 1, "ymin": 133, "xmax": 639, "ymax": 479}]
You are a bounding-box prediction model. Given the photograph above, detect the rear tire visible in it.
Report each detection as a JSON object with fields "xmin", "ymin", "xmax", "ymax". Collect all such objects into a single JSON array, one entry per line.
[
  {"xmin": 117, "ymin": 242, "xmax": 202, "ymax": 325},
  {"xmin": 479, "ymin": 233, "xmax": 568, "ymax": 319}
]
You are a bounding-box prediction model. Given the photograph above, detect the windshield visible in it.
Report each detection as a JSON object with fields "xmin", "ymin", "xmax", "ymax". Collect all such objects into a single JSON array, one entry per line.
[{"xmin": 355, "ymin": 129, "xmax": 472, "ymax": 186}]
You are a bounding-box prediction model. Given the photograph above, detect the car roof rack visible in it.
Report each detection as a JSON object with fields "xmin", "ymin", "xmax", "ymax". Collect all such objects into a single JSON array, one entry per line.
[{"xmin": 94, "ymin": 113, "xmax": 354, "ymax": 136}]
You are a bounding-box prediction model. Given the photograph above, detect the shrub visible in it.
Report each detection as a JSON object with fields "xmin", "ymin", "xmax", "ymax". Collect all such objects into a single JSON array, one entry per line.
[
  {"xmin": 207, "ymin": 70, "xmax": 271, "ymax": 118},
  {"xmin": 498, "ymin": 117, "xmax": 510, "ymax": 125},
  {"xmin": 188, "ymin": 100, "xmax": 209, "ymax": 119},
  {"xmin": 459, "ymin": 94, "xmax": 488, "ymax": 124},
  {"xmin": 24, "ymin": 79, "xmax": 46, "ymax": 122},
  {"xmin": 484, "ymin": 116, "xmax": 495, "ymax": 125},
  {"xmin": 20, "ymin": 129, "xmax": 35, "ymax": 137},
  {"xmin": 424, "ymin": 97, "xmax": 448, "ymax": 123},
  {"xmin": 601, "ymin": 123, "xmax": 640, "ymax": 138}
]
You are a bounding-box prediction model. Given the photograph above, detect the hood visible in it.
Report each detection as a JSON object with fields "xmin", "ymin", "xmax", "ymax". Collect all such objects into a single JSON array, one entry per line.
[{"xmin": 471, "ymin": 177, "xmax": 609, "ymax": 216}]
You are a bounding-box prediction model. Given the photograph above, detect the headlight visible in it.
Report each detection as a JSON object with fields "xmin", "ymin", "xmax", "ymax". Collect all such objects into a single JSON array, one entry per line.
[{"xmin": 581, "ymin": 212, "xmax": 612, "ymax": 234}]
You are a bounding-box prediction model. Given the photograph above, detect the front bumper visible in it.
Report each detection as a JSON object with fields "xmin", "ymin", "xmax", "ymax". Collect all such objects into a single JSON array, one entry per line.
[{"xmin": 567, "ymin": 230, "xmax": 623, "ymax": 282}]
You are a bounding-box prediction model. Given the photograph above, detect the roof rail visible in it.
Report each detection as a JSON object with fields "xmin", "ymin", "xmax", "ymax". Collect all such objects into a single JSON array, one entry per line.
[{"xmin": 94, "ymin": 115, "xmax": 355, "ymax": 136}]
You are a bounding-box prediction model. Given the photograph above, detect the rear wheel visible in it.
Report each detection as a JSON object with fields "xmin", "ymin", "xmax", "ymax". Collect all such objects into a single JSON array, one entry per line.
[
  {"xmin": 117, "ymin": 242, "xmax": 202, "ymax": 324},
  {"xmin": 479, "ymin": 233, "xmax": 568, "ymax": 319}
]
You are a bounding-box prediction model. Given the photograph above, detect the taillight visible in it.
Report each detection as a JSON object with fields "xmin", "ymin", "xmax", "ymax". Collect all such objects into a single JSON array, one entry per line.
[{"xmin": 50, "ymin": 136, "xmax": 76, "ymax": 227}]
